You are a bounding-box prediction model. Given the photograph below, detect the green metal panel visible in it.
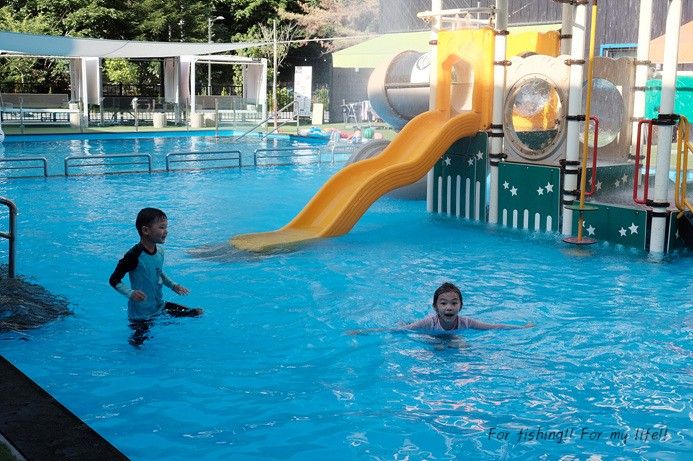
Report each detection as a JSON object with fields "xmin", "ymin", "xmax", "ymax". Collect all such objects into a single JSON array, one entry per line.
[
  {"xmin": 569, "ymin": 203, "xmax": 648, "ymax": 249},
  {"xmin": 669, "ymin": 211, "xmax": 687, "ymax": 251},
  {"xmin": 584, "ymin": 164, "xmax": 634, "ymax": 199},
  {"xmin": 644, "ymin": 76, "xmax": 693, "ymax": 121},
  {"xmin": 431, "ymin": 133, "xmax": 487, "ymax": 221},
  {"xmin": 497, "ymin": 162, "xmax": 561, "ymax": 232}
]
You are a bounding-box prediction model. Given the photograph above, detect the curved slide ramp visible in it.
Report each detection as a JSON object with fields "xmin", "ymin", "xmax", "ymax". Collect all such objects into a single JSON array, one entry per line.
[{"xmin": 231, "ymin": 110, "xmax": 481, "ymax": 252}]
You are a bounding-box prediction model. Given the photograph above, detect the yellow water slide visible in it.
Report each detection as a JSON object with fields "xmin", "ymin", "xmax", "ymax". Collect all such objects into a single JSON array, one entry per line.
[
  {"xmin": 231, "ymin": 110, "xmax": 481, "ymax": 252},
  {"xmin": 231, "ymin": 28, "xmax": 503, "ymax": 252}
]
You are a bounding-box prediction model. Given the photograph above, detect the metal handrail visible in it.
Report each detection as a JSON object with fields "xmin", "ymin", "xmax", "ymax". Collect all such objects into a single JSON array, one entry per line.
[
  {"xmin": 259, "ymin": 118, "xmax": 298, "ymax": 140},
  {"xmin": 585, "ymin": 116, "xmax": 599, "ymax": 197},
  {"xmin": 64, "ymin": 153, "xmax": 152, "ymax": 176},
  {"xmin": 165, "ymin": 150, "xmax": 242, "ymax": 171},
  {"xmin": 675, "ymin": 115, "xmax": 693, "ymax": 216},
  {"xmin": 253, "ymin": 147, "xmax": 322, "ymax": 166},
  {"xmin": 0, "ymin": 196, "xmax": 17, "ymax": 278},
  {"xmin": 0, "ymin": 157, "xmax": 48, "ymax": 177},
  {"xmin": 633, "ymin": 118, "xmax": 654, "ymax": 205},
  {"xmin": 234, "ymin": 100, "xmax": 296, "ymax": 143}
]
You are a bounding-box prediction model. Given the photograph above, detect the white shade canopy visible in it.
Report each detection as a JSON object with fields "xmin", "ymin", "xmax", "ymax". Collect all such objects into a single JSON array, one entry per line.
[{"xmin": 0, "ymin": 31, "xmax": 263, "ymax": 58}]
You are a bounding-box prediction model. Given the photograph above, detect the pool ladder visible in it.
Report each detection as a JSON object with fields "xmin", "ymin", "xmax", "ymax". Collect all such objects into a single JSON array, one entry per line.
[
  {"xmin": 0, "ymin": 196, "xmax": 17, "ymax": 278},
  {"xmin": 234, "ymin": 100, "xmax": 299, "ymax": 143}
]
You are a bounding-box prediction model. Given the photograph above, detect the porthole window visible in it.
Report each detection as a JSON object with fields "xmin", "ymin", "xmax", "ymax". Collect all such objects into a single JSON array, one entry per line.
[
  {"xmin": 504, "ymin": 76, "xmax": 565, "ymax": 161},
  {"xmin": 581, "ymin": 78, "xmax": 624, "ymax": 148}
]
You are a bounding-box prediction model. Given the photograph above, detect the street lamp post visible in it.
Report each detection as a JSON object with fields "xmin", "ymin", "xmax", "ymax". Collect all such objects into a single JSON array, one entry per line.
[{"xmin": 207, "ymin": 15, "xmax": 224, "ymax": 95}]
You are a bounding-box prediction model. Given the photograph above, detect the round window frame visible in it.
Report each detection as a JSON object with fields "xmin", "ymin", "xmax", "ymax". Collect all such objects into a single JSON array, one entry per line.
[
  {"xmin": 580, "ymin": 77, "xmax": 625, "ymax": 149},
  {"xmin": 504, "ymin": 74, "xmax": 567, "ymax": 162}
]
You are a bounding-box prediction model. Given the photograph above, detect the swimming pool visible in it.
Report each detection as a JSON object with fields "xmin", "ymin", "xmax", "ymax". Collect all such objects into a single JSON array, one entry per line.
[
  {"xmin": 0, "ymin": 149, "xmax": 691, "ymax": 459},
  {"xmin": 0, "ymin": 130, "xmax": 332, "ymax": 176}
]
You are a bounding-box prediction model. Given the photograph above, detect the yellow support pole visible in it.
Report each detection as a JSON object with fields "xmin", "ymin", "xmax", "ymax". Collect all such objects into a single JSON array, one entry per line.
[
  {"xmin": 576, "ymin": 0, "xmax": 599, "ymax": 242},
  {"xmin": 675, "ymin": 116, "xmax": 693, "ymax": 216}
]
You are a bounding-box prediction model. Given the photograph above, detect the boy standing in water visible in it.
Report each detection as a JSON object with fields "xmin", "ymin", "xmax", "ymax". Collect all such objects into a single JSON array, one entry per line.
[
  {"xmin": 109, "ymin": 207, "xmax": 201, "ymax": 346},
  {"xmin": 404, "ymin": 282, "xmax": 532, "ymax": 332}
]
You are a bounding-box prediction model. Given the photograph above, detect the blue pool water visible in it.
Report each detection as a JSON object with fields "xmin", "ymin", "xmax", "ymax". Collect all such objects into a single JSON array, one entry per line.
[
  {"xmin": 0, "ymin": 131, "xmax": 331, "ymax": 176},
  {"xmin": 0, "ymin": 141, "xmax": 692, "ymax": 460}
]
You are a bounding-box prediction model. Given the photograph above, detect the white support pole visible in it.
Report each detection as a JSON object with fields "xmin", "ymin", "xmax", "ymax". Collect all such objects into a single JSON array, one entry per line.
[
  {"xmin": 190, "ymin": 58, "xmax": 197, "ymax": 115},
  {"xmin": 488, "ymin": 0, "xmax": 508, "ymax": 225},
  {"xmin": 80, "ymin": 58, "xmax": 88, "ymax": 116},
  {"xmin": 631, "ymin": 0, "xmax": 653, "ymax": 150},
  {"xmin": 561, "ymin": 2, "xmax": 587, "ymax": 235},
  {"xmin": 260, "ymin": 58, "xmax": 268, "ymax": 124},
  {"xmin": 272, "ymin": 19, "xmax": 278, "ymax": 131},
  {"xmin": 426, "ymin": 0, "xmax": 442, "ymax": 213},
  {"xmin": 80, "ymin": 58, "xmax": 90, "ymax": 127},
  {"xmin": 649, "ymin": 0, "xmax": 682, "ymax": 253},
  {"xmin": 174, "ymin": 58, "xmax": 181, "ymax": 124},
  {"xmin": 560, "ymin": 3, "xmax": 574, "ymax": 55}
]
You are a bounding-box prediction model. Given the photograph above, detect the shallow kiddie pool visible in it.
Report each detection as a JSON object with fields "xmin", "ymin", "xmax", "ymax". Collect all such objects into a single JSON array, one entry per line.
[{"xmin": 0, "ymin": 135, "xmax": 691, "ymax": 460}]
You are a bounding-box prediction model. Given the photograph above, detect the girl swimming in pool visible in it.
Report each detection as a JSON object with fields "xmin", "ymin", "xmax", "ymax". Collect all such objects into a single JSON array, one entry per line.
[
  {"xmin": 403, "ymin": 282, "xmax": 533, "ymax": 332},
  {"xmin": 348, "ymin": 282, "xmax": 532, "ymax": 335}
]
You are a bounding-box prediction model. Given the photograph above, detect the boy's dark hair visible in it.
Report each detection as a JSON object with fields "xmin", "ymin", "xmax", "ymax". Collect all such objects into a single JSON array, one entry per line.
[
  {"xmin": 135, "ymin": 207, "xmax": 167, "ymax": 236},
  {"xmin": 432, "ymin": 282, "xmax": 463, "ymax": 306}
]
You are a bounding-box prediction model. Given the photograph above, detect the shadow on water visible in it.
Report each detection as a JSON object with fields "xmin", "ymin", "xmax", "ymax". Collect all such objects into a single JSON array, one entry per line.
[
  {"xmin": 186, "ymin": 241, "xmax": 297, "ymax": 262},
  {"xmin": 0, "ymin": 265, "xmax": 72, "ymax": 334}
]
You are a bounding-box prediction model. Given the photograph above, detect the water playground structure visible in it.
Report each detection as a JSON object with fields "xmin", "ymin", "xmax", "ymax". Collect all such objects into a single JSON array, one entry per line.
[{"xmin": 232, "ymin": 0, "xmax": 691, "ymax": 256}]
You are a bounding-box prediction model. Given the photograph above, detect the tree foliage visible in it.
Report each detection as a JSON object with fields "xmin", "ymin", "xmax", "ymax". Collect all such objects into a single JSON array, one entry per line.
[
  {"xmin": 281, "ymin": 0, "xmax": 379, "ymax": 52},
  {"xmin": 0, "ymin": 1, "xmax": 382, "ymax": 94},
  {"xmin": 7, "ymin": 0, "xmax": 131, "ymax": 38},
  {"xmin": 0, "ymin": 6, "xmax": 69, "ymax": 92},
  {"xmin": 102, "ymin": 59, "xmax": 139, "ymax": 85},
  {"xmin": 131, "ymin": 0, "xmax": 209, "ymax": 42}
]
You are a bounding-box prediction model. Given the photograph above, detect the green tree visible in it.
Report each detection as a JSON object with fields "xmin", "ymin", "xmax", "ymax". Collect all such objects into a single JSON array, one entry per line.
[
  {"xmin": 102, "ymin": 59, "xmax": 139, "ymax": 85},
  {"xmin": 11, "ymin": 0, "xmax": 132, "ymax": 38},
  {"xmin": 62, "ymin": 1, "xmax": 131, "ymax": 38},
  {"xmin": 0, "ymin": 6, "xmax": 69, "ymax": 92},
  {"xmin": 132, "ymin": 0, "xmax": 209, "ymax": 42},
  {"xmin": 223, "ymin": 0, "xmax": 304, "ymax": 36},
  {"xmin": 282, "ymin": 0, "xmax": 378, "ymax": 52}
]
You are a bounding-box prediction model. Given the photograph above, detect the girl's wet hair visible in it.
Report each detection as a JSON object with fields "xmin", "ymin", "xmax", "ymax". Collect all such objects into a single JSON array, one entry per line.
[
  {"xmin": 136, "ymin": 207, "xmax": 167, "ymax": 236},
  {"xmin": 432, "ymin": 282, "xmax": 463, "ymax": 306}
]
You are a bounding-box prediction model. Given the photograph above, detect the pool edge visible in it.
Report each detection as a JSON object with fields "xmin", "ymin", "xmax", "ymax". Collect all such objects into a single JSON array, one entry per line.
[{"xmin": 0, "ymin": 355, "xmax": 128, "ymax": 461}]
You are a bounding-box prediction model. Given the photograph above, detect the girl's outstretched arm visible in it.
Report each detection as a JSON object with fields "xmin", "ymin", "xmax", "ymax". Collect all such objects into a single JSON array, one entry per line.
[
  {"xmin": 465, "ymin": 318, "xmax": 534, "ymax": 330},
  {"xmin": 346, "ymin": 326, "xmax": 408, "ymax": 336}
]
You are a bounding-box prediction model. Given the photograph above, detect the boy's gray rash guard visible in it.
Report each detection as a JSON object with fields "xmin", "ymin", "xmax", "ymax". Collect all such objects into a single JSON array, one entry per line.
[
  {"xmin": 109, "ymin": 243, "xmax": 177, "ymax": 320},
  {"xmin": 404, "ymin": 314, "xmax": 487, "ymax": 332}
]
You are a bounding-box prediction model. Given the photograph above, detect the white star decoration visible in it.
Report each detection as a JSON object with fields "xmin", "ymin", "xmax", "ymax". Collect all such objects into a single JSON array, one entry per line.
[
  {"xmin": 595, "ymin": 181, "xmax": 602, "ymax": 191},
  {"xmin": 615, "ymin": 179, "xmax": 621, "ymax": 187},
  {"xmin": 468, "ymin": 158, "xmax": 474, "ymax": 166},
  {"xmin": 621, "ymin": 174, "xmax": 628, "ymax": 184},
  {"xmin": 443, "ymin": 157, "xmax": 451, "ymax": 166},
  {"xmin": 628, "ymin": 223, "xmax": 639, "ymax": 234},
  {"xmin": 586, "ymin": 225, "xmax": 596, "ymax": 236},
  {"xmin": 619, "ymin": 227, "xmax": 627, "ymax": 237},
  {"xmin": 510, "ymin": 186, "xmax": 518, "ymax": 196},
  {"xmin": 503, "ymin": 181, "xmax": 509, "ymax": 189},
  {"xmin": 476, "ymin": 151, "xmax": 484, "ymax": 160},
  {"xmin": 535, "ymin": 181, "xmax": 554, "ymax": 196}
]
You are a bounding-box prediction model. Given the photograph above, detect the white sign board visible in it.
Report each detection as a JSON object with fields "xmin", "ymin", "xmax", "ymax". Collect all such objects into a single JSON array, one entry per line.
[{"xmin": 294, "ymin": 66, "xmax": 312, "ymax": 117}]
